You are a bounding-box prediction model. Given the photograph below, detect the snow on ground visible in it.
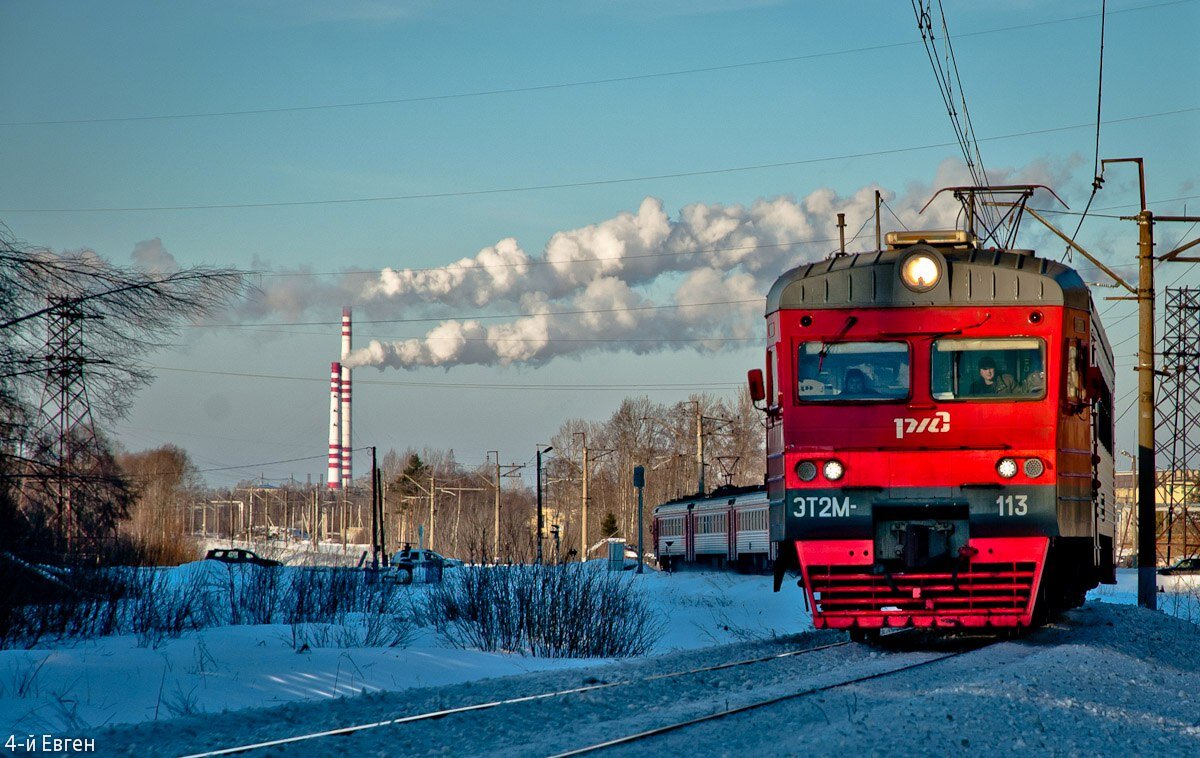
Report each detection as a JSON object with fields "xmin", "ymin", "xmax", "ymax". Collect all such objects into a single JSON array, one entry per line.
[
  {"xmin": 102, "ymin": 600, "xmax": 1200, "ymax": 757},
  {"xmin": 0, "ymin": 564, "xmax": 803, "ymax": 736},
  {"xmin": 2, "ymin": 563, "xmax": 1198, "ymax": 753}
]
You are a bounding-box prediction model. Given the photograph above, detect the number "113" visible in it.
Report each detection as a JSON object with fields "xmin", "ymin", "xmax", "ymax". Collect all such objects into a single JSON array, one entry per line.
[{"xmin": 996, "ymin": 494, "xmax": 1028, "ymax": 516}]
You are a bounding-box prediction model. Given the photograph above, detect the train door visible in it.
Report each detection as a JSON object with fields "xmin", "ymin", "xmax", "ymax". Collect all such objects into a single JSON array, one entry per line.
[
  {"xmin": 728, "ymin": 503, "xmax": 738, "ymax": 561},
  {"xmin": 685, "ymin": 505, "xmax": 696, "ymax": 562}
]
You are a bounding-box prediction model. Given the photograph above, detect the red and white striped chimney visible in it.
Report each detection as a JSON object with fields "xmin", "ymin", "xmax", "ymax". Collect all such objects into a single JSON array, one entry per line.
[
  {"xmin": 340, "ymin": 307, "xmax": 353, "ymax": 486},
  {"xmin": 327, "ymin": 361, "xmax": 342, "ymax": 489}
]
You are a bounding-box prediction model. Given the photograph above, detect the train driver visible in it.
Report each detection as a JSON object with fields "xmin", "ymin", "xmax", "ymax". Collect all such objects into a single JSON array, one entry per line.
[
  {"xmin": 842, "ymin": 368, "xmax": 876, "ymax": 397},
  {"xmin": 970, "ymin": 356, "xmax": 1016, "ymax": 395}
]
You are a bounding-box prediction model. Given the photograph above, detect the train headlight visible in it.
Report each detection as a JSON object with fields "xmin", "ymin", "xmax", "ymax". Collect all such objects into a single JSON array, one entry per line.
[
  {"xmin": 997, "ymin": 458, "xmax": 1018, "ymax": 479},
  {"xmin": 899, "ymin": 252, "xmax": 941, "ymax": 292},
  {"xmin": 1024, "ymin": 458, "xmax": 1045, "ymax": 478},
  {"xmin": 823, "ymin": 459, "xmax": 845, "ymax": 481},
  {"xmin": 796, "ymin": 460, "xmax": 818, "ymax": 482}
]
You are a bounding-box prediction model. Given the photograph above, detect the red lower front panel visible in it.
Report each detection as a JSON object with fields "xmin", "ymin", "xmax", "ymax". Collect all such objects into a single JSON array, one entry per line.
[{"xmin": 796, "ymin": 537, "xmax": 1049, "ymax": 629}]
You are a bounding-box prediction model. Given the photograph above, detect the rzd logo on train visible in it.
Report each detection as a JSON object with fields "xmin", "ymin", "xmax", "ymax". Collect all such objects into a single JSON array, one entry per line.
[{"xmin": 893, "ymin": 411, "xmax": 951, "ymax": 439}]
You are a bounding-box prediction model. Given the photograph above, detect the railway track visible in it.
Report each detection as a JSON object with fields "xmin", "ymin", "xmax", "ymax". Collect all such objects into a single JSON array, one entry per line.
[
  {"xmin": 549, "ymin": 637, "xmax": 992, "ymax": 757},
  {"xmin": 181, "ymin": 633, "xmax": 875, "ymax": 757}
]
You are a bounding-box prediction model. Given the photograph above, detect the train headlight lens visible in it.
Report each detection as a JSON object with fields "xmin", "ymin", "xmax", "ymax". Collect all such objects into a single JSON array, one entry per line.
[
  {"xmin": 899, "ymin": 253, "xmax": 941, "ymax": 292},
  {"xmin": 796, "ymin": 460, "xmax": 818, "ymax": 482},
  {"xmin": 823, "ymin": 460, "xmax": 845, "ymax": 481},
  {"xmin": 997, "ymin": 458, "xmax": 1018, "ymax": 479},
  {"xmin": 1024, "ymin": 458, "xmax": 1045, "ymax": 478}
]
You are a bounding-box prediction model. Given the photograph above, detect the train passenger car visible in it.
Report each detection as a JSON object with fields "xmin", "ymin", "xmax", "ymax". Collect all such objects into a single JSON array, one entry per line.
[
  {"xmin": 748, "ymin": 187, "xmax": 1116, "ymax": 636},
  {"xmin": 653, "ymin": 484, "xmax": 774, "ymax": 571}
]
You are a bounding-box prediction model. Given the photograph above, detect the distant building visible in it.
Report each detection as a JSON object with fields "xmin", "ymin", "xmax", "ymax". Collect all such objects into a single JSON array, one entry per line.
[{"xmin": 1113, "ymin": 469, "xmax": 1200, "ymax": 564}]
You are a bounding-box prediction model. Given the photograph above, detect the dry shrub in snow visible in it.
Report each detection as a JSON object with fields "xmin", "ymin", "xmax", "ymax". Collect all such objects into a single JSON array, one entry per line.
[
  {"xmin": 423, "ymin": 563, "xmax": 661, "ymax": 658},
  {"xmin": 0, "ymin": 562, "xmax": 417, "ymax": 649}
]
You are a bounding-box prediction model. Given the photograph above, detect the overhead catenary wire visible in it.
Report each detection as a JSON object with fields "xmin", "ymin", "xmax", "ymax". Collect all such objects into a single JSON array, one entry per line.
[
  {"xmin": 1061, "ymin": 0, "xmax": 1109, "ymax": 262},
  {"xmin": 2, "ymin": 107, "xmax": 1197, "ymax": 215},
  {"xmin": 0, "ymin": 0, "xmax": 1190, "ymax": 129},
  {"xmin": 152, "ymin": 365, "xmax": 743, "ymax": 391},
  {"xmin": 251, "ymin": 236, "xmax": 843, "ymax": 280},
  {"xmin": 911, "ymin": 0, "xmax": 998, "ymax": 230},
  {"xmin": 196, "ymin": 297, "xmax": 762, "ymax": 329}
]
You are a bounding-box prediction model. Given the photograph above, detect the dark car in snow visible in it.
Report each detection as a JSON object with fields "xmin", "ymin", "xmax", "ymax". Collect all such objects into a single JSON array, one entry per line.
[
  {"xmin": 1158, "ymin": 557, "xmax": 1200, "ymax": 576},
  {"xmin": 383, "ymin": 548, "xmax": 460, "ymax": 584},
  {"xmin": 204, "ymin": 548, "xmax": 282, "ymax": 568}
]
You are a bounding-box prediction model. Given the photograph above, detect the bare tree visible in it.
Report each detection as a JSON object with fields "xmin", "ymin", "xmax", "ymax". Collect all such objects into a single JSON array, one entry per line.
[{"xmin": 0, "ymin": 223, "xmax": 247, "ymax": 560}]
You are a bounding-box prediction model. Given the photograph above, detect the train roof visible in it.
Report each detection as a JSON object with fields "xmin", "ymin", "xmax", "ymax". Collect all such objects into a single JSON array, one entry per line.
[
  {"xmin": 652, "ymin": 484, "xmax": 768, "ymax": 516},
  {"xmin": 766, "ymin": 244, "xmax": 1092, "ymax": 315}
]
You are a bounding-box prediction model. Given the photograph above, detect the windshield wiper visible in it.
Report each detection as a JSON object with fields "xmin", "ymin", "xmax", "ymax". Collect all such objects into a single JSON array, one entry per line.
[{"xmin": 817, "ymin": 316, "xmax": 858, "ymax": 372}]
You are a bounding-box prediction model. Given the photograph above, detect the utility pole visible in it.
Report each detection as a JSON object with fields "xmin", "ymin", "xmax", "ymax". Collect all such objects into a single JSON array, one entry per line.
[
  {"xmin": 694, "ymin": 401, "xmax": 705, "ymax": 496},
  {"xmin": 574, "ymin": 432, "xmax": 590, "ymax": 562},
  {"xmin": 537, "ymin": 445, "xmax": 553, "ymax": 565},
  {"xmin": 1101, "ymin": 158, "xmax": 1198, "ymax": 609},
  {"xmin": 1027, "ymin": 161, "xmax": 1200, "ymax": 610},
  {"xmin": 370, "ymin": 446, "xmax": 379, "ymax": 567},
  {"xmin": 375, "ymin": 457, "xmax": 386, "ymax": 562},
  {"xmin": 429, "ymin": 473, "xmax": 435, "ymax": 553},
  {"xmin": 490, "ymin": 450, "xmax": 500, "ymax": 563},
  {"xmin": 1138, "ymin": 201, "xmax": 1158, "ymax": 606}
]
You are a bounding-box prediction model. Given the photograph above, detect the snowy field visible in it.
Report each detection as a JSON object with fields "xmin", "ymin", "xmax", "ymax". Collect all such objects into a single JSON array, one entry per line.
[
  {"xmin": 0, "ymin": 564, "xmax": 1197, "ymax": 753},
  {"xmin": 0, "ymin": 563, "xmax": 807, "ymax": 736}
]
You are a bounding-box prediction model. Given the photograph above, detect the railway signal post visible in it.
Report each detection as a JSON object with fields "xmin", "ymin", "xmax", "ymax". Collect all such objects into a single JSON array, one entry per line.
[{"xmin": 634, "ymin": 465, "xmax": 645, "ymax": 574}]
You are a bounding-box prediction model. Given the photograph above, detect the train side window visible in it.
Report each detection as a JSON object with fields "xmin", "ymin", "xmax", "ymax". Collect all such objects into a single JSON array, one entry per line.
[
  {"xmin": 659, "ymin": 517, "xmax": 683, "ymax": 538},
  {"xmin": 796, "ymin": 341, "xmax": 910, "ymax": 402},
  {"xmin": 931, "ymin": 338, "xmax": 1046, "ymax": 401},
  {"xmin": 1097, "ymin": 390, "xmax": 1114, "ymax": 452},
  {"xmin": 1066, "ymin": 340, "xmax": 1083, "ymax": 404}
]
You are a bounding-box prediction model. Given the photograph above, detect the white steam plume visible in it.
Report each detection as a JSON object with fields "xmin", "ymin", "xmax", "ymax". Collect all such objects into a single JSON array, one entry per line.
[{"xmin": 227, "ymin": 158, "xmax": 1070, "ymax": 369}]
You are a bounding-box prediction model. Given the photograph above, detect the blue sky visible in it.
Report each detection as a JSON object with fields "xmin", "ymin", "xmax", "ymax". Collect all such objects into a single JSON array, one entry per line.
[{"xmin": 1, "ymin": 0, "xmax": 1197, "ymax": 486}]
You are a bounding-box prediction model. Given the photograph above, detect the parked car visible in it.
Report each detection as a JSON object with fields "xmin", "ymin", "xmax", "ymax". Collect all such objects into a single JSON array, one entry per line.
[
  {"xmin": 1158, "ymin": 557, "xmax": 1200, "ymax": 575},
  {"xmin": 204, "ymin": 548, "xmax": 282, "ymax": 568},
  {"xmin": 383, "ymin": 549, "xmax": 461, "ymax": 584}
]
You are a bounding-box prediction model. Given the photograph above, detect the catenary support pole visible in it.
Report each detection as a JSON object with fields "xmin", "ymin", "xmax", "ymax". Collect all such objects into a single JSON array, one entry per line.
[{"xmin": 1136, "ymin": 206, "xmax": 1157, "ymax": 610}]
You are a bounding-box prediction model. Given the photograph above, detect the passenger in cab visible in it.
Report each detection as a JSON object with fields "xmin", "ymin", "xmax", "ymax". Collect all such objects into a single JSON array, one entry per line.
[
  {"xmin": 842, "ymin": 368, "xmax": 876, "ymax": 397},
  {"xmin": 970, "ymin": 357, "xmax": 1016, "ymax": 396}
]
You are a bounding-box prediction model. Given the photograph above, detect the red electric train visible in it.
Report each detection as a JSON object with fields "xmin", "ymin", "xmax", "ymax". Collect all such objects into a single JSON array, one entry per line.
[{"xmin": 748, "ymin": 186, "xmax": 1116, "ymax": 638}]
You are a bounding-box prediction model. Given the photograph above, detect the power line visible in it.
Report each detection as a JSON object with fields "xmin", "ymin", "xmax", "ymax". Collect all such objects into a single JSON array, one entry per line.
[
  {"xmin": 1, "ymin": 0, "xmax": 1189, "ymax": 129},
  {"xmin": 151, "ymin": 365, "xmax": 743, "ymax": 391},
  {"xmin": 251, "ymin": 236, "xmax": 841, "ymax": 280},
  {"xmin": 912, "ymin": 0, "xmax": 996, "ymax": 228},
  {"xmin": 1060, "ymin": 0, "xmax": 1109, "ymax": 262},
  {"xmin": 2, "ymin": 106, "xmax": 1195, "ymax": 215},
  {"xmin": 194, "ymin": 297, "xmax": 762, "ymax": 329}
]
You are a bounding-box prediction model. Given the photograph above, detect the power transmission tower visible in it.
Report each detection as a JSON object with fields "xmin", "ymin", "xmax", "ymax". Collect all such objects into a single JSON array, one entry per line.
[
  {"xmin": 1155, "ymin": 287, "xmax": 1200, "ymax": 563},
  {"xmin": 26, "ymin": 297, "xmax": 107, "ymax": 553}
]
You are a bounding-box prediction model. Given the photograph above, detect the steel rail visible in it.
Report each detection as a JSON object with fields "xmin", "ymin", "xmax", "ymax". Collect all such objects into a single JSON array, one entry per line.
[
  {"xmin": 549, "ymin": 639, "xmax": 991, "ymax": 757},
  {"xmin": 180, "ymin": 634, "xmax": 870, "ymax": 757}
]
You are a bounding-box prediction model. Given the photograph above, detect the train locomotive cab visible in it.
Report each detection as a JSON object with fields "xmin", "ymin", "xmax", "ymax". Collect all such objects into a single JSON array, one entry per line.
[{"xmin": 755, "ymin": 203, "xmax": 1116, "ymax": 634}]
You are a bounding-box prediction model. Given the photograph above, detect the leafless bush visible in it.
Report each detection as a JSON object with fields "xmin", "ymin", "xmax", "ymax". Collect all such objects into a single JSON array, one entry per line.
[
  {"xmin": 0, "ymin": 560, "xmax": 418, "ymax": 649},
  {"xmin": 127, "ymin": 570, "xmax": 212, "ymax": 647},
  {"xmin": 423, "ymin": 563, "xmax": 660, "ymax": 658}
]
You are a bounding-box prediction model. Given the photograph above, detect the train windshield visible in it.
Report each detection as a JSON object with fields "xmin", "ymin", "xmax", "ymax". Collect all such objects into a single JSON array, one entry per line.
[
  {"xmin": 796, "ymin": 341, "xmax": 909, "ymax": 401},
  {"xmin": 932, "ymin": 338, "xmax": 1046, "ymax": 400}
]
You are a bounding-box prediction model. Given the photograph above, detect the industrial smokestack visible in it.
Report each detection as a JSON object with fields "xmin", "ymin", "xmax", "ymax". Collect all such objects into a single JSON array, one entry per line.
[
  {"xmin": 340, "ymin": 307, "xmax": 352, "ymax": 486},
  {"xmin": 327, "ymin": 361, "xmax": 342, "ymax": 490}
]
